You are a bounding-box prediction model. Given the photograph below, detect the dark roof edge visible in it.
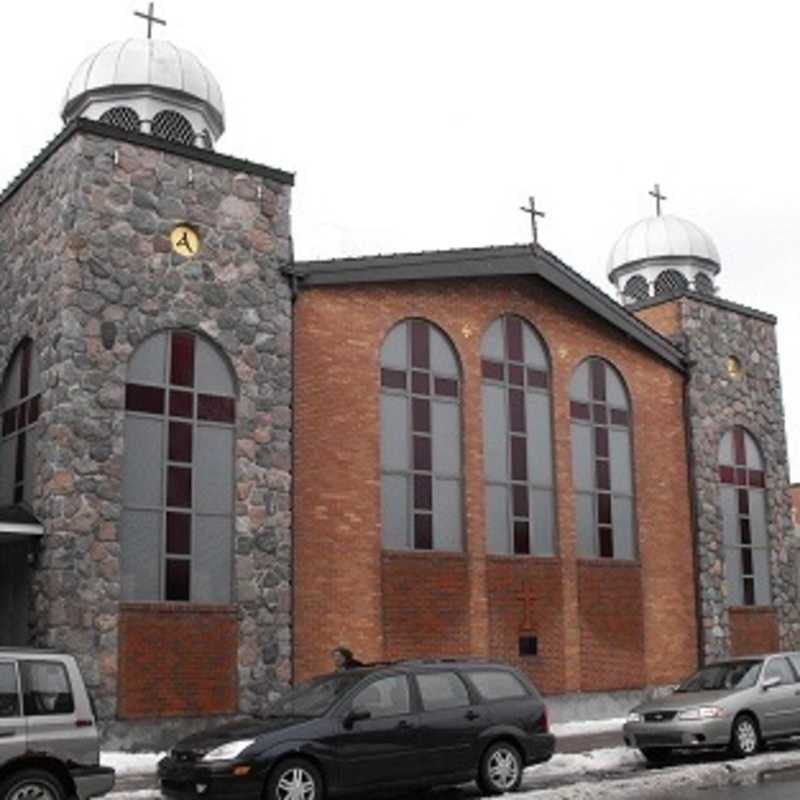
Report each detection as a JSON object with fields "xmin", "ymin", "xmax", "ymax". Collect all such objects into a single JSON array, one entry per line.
[
  {"xmin": 629, "ymin": 291, "xmax": 776, "ymax": 325},
  {"xmin": 0, "ymin": 118, "xmax": 294, "ymax": 211}
]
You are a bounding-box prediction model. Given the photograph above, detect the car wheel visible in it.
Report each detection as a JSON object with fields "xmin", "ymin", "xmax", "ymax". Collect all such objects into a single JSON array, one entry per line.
[
  {"xmin": 640, "ymin": 747, "xmax": 673, "ymax": 765},
  {"xmin": 0, "ymin": 769, "xmax": 66, "ymax": 800},
  {"xmin": 477, "ymin": 740, "xmax": 523, "ymax": 795},
  {"xmin": 729, "ymin": 713, "xmax": 761, "ymax": 758},
  {"xmin": 266, "ymin": 758, "xmax": 324, "ymax": 800}
]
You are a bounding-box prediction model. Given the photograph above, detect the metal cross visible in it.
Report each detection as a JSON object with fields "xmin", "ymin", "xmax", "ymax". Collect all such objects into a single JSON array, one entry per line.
[
  {"xmin": 649, "ymin": 183, "xmax": 667, "ymax": 216},
  {"xmin": 134, "ymin": 2, "xmax": 167, "ymax": 38},
  {"xmin": 518, "ymin": 583, "xmax": 536, "ymax": 631},
  {"xmin": 520, "ymin": 196, "xmax": 545, "ymax": 247}
]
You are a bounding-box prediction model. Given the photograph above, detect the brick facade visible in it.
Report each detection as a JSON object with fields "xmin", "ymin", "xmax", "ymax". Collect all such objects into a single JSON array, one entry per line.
[{"xmin": 729, "ymin": 607, "xmax": 779, "ymax": 656}]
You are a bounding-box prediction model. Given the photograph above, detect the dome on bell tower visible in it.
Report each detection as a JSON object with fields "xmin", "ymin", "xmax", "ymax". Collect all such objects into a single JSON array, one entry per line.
[{"xmin": 62, "ymin": 39, "xmax": 225, "ymax": 150}]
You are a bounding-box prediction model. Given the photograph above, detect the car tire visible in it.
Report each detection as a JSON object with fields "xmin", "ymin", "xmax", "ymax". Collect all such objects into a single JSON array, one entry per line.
[
  {"xmin": 0, "ymin": 769, "xmax": 67, "ymax": 800},
  {"xmin": 729, "ymin": 713, "xmax": 761, "ymax": 758},
  {"xmin": 640, "ymin": 747, "xmax": 673, "ymax": 765},
  {"xmin": 266, "ymin": 758, "xmax": 324, "ymax": 800},
  {"xmin": 477, "ymin": 740, "xmax": 524, "ymax": 795}
]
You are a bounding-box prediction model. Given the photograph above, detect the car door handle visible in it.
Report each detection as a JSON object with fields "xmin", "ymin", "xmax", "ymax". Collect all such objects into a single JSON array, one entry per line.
[
  {"xmin": 0, "ymin": 731, "xmax": 14, "ymax": 738},
  {"xmin": 466, "ymin": 710, "xmax": 480, "ymax": 721}
]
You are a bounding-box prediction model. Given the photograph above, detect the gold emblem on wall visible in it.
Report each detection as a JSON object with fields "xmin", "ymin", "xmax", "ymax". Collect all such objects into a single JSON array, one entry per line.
[
  {"xmin": 170, "ymin": 224, "xmax": 201, "ymax": 257},
  {"xmin": 726, "ymin": 355, "xmax": 742, "ymax": 379}
]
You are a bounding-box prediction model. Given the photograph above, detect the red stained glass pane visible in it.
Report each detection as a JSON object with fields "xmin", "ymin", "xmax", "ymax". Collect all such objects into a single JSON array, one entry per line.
[
  {"xmin": 411, "ymin": 371, "xmax": 430, "ymax": 395},
  {"xmin": 599, "ymin": 528, "xmax": 614, "ymax": 558},
  {"xmin": 592, "ymin": 404, "xmax": 608, "ymax": 424},
  {"xmin": 198, "ymin": 395, "xmax": 235, "ymax": 423},
  {"xmin": 2, "ymin": 409, "xmax": 15, "ymax": 436},
  {"xmin": 412, "ymin": 398, "xmax": 431, "ymax": 433},
  {"xmin": 719, "ymin": 465, "xmax": 735, "ymax": 484},
  {"xmin": 509, "ymin": 389, "xmax": 526, "ymax": 433},
  {"xmin": 413, "ymin": 436, "xmax": 432, "ymax": 471},
  {"xmin": 590, "ymin": 360, "xmax": 606, "ymax": 402},
  {"xmin": 169, "ymin": 421, "xmax": 193, "ymax": 463},
  {"xmin": 610, "ymin": 408, "xmax": 629, "ymax": 426},
  {"xmin": 15, "ymin": 432, "xmax": 25, "ymax": 483},
  {"xmin": 165, "ymin": 559, "xmax": 190, "ymax": 601},
  {"xmin": 126, "ymin": 384, "xmax": 165, "ymax": 415},
  {"xmin": 595, "ymin": 427, "xmax": 609, "ymax": 458},
  {"xmin": 597, "ymin": 492, "xmax": 611, "ymax": 524},
  {"xmin": 166, "ymin": 512, "xmax": 191, "ymax": 555},
  {"xmin": 506, "ymin": 317, "xmax": 523, "ymax": 362},
  {"xmin": 738, "ymin": 489, "xmax": 749, "ymax": 515},
  {"xmin": 482, "ymin": 360, "xmax": 504, "ymax": 381},
  {"xmin": 527, "ymin": 368, "xmax": 548, "ymax": 389},
  {"xmin": 512, "ymin": 484, "xmax": 529, "ymax": 517},
  {"xmin": 741, "ymin": 548, "xmax": 753, "ymax": 576},
  {"xmin": 414, "ymin": 514, "xmax": 433, "ymax": 550},
  {"xmin": 170, "ymin": 332, "xmax": 195, "ymax": 387},
  {"xmin": 511, "ymin": 436, "xmax": 527, "ymax": 481},
  {"xmin": 733, "ymin": 427, "xmax": 746, "ymax": 466},
  {"xmin": 411, "ymin": 321, "xmax": 429, "ymax": 369},
  {"xmin": 508, "ymin": 364, "xmax": 524, "ymax": 386},
  {"xmin": 740, "ymin": 519, "xmax": 752, "ymax": 545},
  {"xmin": 170, "ymin": 390, "xmax": 193, "ymax": 418},
  {"xmin": 570, "ymin": 401, "xmax": 590, "ymax": 421},
  {"xmin": 167, "ymin": 466, "xmax": 192, "ymax": 508},
  {"xmin": 513, "ymin": 520, "xmax": 530, "ymax": 554},
  {"xmin": 749, "ymin": 470, "xmax": 765, "ymax": 488},
  {"xmin": 381, "ymin": 368, "xmax": 406, "ymax": 390},
  {"xmin": 596, "ymin": 460, "xmax": 611, "ymax": 491},
  {"xmin": 28, "ymin": 395, "xmax": 40, "ymax": 424},
  {"xmin": 735, "ymin": 467, "xmax": 748, "ymax": 486},
  {"xmin": 434, "ymin": 377, "xmax": 458, "ymax": 397},
  {"xmin": 743, "ymin": 577, "xmax": 755, "ymax": 606},
  {"xmin": 414, "ymin": 474, "xmax": 432, "ymax": 511}
]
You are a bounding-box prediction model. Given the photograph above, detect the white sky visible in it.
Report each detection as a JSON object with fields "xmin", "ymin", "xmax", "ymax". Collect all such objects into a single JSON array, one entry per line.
[{"xmin": 2, "ymin": 1, "xmax": 799, "ymax": 481}]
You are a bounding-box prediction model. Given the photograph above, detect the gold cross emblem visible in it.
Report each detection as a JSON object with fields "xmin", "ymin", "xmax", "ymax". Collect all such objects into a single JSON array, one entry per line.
[{"xmin": 170, "ymin": 225, "xmax": 200, "ymax": 257}]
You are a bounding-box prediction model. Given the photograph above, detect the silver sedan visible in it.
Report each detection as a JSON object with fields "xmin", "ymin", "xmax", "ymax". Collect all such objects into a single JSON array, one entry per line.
[{"xmin": 623, "ymin": 653, "xmax": 800, "ymax": 764}]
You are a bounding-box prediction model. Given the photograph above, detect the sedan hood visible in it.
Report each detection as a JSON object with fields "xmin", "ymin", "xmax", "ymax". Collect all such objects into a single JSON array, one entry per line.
[
  {"xmin": 633, "ymin": 689, "xmax": 739, "ymax": 713},
  {"xmin": 173, "ymin": 716, "xmax": 314, "ymax": 754}
]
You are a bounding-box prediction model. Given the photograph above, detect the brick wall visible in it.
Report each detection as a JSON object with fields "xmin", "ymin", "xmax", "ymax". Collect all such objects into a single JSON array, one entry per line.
[
  {"xmin": 118, "ymin": 604, "xmax": 238, "ymax": 718},
  {"xmin": 729, "ymin": 607, "xmax": 779, "ymax": 656},
  {"xmin": 634, "ymin": 300, "xmax": 682, "ymax": 340},
  {"xmin": 791, "ymin": 484, "xmax": 800, "ymax": 529},
  {"xmin": 294, "ymin": 275, "xmax": 698, "ymax": 692}
]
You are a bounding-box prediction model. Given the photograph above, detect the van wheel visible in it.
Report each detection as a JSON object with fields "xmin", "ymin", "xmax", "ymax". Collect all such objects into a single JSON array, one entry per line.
[
  {"xmin": 0, "ymin": 769, "xmax": 66, "ymax": 800},
  {"xmin": 729, "ymin": 713, "xmax": 760, "ymax": 758},
  {"xmin": 477, "ymin": 741, "xmax": 523, "ymax": 795},
  {"xmin": 266, "ymin": 758, "xmax": 324, "ymax": 800}
]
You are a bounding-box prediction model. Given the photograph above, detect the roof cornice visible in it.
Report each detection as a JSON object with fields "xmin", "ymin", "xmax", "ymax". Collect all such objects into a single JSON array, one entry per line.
[{"xmin": 629, "ymin": 291, "xmax": 776, "ymax": 325}]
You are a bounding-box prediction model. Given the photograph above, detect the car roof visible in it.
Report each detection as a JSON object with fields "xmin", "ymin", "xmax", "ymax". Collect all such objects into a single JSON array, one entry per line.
[{"xmin": 0, "ymin": 647, "xmax": 60, "ymax": 656}]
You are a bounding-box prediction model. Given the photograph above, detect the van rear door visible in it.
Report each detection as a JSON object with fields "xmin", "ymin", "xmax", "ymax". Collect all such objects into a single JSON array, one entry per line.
[{"xmin": 0, "ymin": 659, "xmax": 25, "ymax": 762}]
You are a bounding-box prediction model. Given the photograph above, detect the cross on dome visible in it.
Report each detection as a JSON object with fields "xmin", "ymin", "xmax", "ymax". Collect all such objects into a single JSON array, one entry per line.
[
  {"xmin": 134, "ymin": 2, "xmax": 166, "ymax": 39},
  {"xmin": 649, "ymin": 183, "xmax": 667, "ymax": 216}
]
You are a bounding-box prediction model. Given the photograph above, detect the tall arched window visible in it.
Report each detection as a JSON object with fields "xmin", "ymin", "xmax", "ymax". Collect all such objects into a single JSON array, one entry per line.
[
  {"xmin": 121, "ymin": 330, "xmax": 236, "ymax": 603},
  {"xmin": 380, "ymin": 319, "xmax": 462, "ymax": 551},
  {"xmin": 719, "ymin": 427, "xmax": 770, "ymax": 606},
  {"xmin": 570, "ymin": 358, "xmax": 636, "ymax": 559},
  {"xmin": 0, "ymin": 340, "xmax": 42, "ymax": 506},
  {"xmin": 481, "ymin": 315, "xmax": 555, "ymax": 555}
]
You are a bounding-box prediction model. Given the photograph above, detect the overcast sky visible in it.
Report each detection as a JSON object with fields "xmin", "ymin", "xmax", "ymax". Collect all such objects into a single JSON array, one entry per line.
[{"xmin": 2, "ymin": 0, "xmax": 799, "ymax": 481}]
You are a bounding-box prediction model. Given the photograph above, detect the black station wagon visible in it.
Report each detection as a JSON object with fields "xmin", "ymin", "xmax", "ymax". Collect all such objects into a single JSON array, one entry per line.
[{"xmin": 159, "ymin": 660, "xmax": 554, "ymax": 799}]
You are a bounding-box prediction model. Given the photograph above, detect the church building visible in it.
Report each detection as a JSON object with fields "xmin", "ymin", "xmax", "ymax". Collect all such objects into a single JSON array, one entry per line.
[{"xmin": 0, "ymin": 22, "xmax": 797, "ymax": 745}]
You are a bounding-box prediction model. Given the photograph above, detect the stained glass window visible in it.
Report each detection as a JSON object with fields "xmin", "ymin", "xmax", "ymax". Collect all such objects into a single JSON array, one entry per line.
[
  {"xmin": 481, "ymin": 315, "xmax": 555, "ymax": 556},
  {"xmin": 121, "ymin": 331, "xmax": 236, "ymax": 603},
  {"xmin": 718, "ymin": 427, "xmax": 770, "ymax": 606},
  {"xmin": 570, "ymin": 358, "xmax": 636, "ymax": 560},
  {"xmin": 380, "ymin": 320, "xmax": 462, "ymax": 551}
]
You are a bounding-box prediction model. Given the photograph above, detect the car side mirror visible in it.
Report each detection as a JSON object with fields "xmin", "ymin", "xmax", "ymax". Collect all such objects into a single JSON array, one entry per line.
[
  {"xmin": 344, "ymin": 709, "xmax": 371, "ymax": 729},
  {"xmin": 762, "ymin": 676, "xmax": 782, "ymax": 691}
]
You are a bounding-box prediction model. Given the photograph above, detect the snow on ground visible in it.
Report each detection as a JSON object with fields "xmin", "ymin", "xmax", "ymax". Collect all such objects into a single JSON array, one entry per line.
[
  {"xmin": 101, "ymin": 751, "xmax": 165, "ymax": 775},
  {"xmin": 527, "ymin": 746, "xmax": 642, "ymax": 779},
  {"xmin": 549, "ymin": 717, "xmax": 625, "ymax": 737}
]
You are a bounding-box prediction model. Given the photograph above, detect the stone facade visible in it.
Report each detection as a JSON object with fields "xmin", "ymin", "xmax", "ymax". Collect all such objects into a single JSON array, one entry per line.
[{"xmin": 0, "ymin": 123, "xmax": 294, "ymax": 747}]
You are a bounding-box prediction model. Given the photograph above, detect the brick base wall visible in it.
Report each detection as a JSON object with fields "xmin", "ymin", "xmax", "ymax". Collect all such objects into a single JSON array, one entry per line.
[
  {"xmin": 729, "ymin": 607, "xmax": 779, "ymax": 656},
  {"xmin": 118, "ymin": 604, "xmax": 238, "ymax": 718}
]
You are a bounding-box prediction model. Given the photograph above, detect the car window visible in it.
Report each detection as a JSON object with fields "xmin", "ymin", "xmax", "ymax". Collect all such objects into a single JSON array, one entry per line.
[
  {"xmin": 675, "ymin": 660, "xmax": 762, "ymax": 692},
  {"xmin": 764, "ymin": 657, "xmax": 796, "ymax": 686},
  {"xmin": 21, "ymin": 661, "xmax": 75, "ymax": 716},
  {"xmin": 416, "ymin": 672, "xmax": 470, "ymax": 711},
  {"xmin": 268, "ymin": 672, "xmax": 364, "ymax": 718},
  {"xmin": 351, "ymin": 676, "xmax": 410, "ymax": 719},
  {"xmin": 466, "ymin": 670, "xmax": 529, "ymax": 701},
  {"xmin": 0, "ymin": 662, "xmax": 20, "ymax": 718}
]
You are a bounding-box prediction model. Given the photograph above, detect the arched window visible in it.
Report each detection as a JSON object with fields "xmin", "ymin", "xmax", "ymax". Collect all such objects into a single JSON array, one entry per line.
[
  {"xmin": 380, "ymin": 320, "xmax": 462, "ymax": 551},
  {"xmin": 0, "ymin": 340, "xmax": 42, "ymax": 507},
  {"xmin": 99, "ymin": 106, "xmax": 141, "ymax": 133},
  {"xmin": 152, "ymin": 110, "xmax": 195, "ymax": 146},
  {"xmin": 694, "ymin": 272, "xmax": 715, "ymax": 296},
  {"xmin": 719, "ymin": 427, "xmax": 770, "ymax": 606},
  {"xmin": 121, "ymin": 330, "xmax": 236, "ymax": 603},
  {"xmin": 654, "ymin": 269, "xmax": 689, "ymax": 296},
  {"xmin": 623, "ymin": 275, "xmax": 649, "ymax": 303},
  {"xmin": 570, "ymin": 358, "xmax": 636, "ymax": 559},
  {"xmin": 481, "ymin": 315, "xmax": 555, "ymax": 555}
]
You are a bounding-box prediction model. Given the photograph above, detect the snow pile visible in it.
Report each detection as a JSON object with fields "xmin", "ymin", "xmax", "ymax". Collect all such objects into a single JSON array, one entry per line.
[
  {"xmin": 100, "ymin": 751, "xmax": 165, "ymax": 775},
  {"xmin": 551, "ymin": 717, "xmax": 625, "ymax": 737}
]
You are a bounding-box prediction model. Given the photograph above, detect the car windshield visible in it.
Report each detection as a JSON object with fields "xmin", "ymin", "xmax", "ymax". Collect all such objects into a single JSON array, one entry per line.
[
  {"xmin": 262, "ymin": 672, "xmax": 365, "ymax": 718},
  {"xmin": 675, "ymin": 660, "xmax": 762, "ymax": 693}
]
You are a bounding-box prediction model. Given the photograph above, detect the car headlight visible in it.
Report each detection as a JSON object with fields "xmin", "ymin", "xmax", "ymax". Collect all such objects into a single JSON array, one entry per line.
[
  {"xmin": 677, "ymin": 706, "xmax": 724, "ymax": 721},
  {"xmin": 627, "ymin": 712, "xmax": 642, "ymax": 723},
  {"xmin": 201, "ymin": 739, "xmax": 256, "ymax": 761}
]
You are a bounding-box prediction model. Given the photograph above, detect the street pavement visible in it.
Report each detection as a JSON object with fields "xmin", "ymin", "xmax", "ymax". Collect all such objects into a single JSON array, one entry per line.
[{"xmin": 682, "ymin": 768, "xmax": 800, "ymax": 799}]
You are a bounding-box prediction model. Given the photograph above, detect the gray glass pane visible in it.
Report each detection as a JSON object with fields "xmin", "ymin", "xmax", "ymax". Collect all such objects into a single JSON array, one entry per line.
[
  {"xmin": 432, "ymin": 401, "xmax": 460, "ymax": 477},
  {"xmin": 527, "ymin": 392, "xmax": 552, "ymax": 487},
  {"xmin": 434, "ymin": 478, "xmax": 462, "ymax": 551},
  {"xmin": 522, "ymin": 323, "xmax": 547, "ymax": 369},
  {"xmin": 382, "ymin": 474, "xmax": 409, "ymax": 550},
  {"xmin": 193, "ymin": 514, "xmax": 232, "ymax": 604},
  {"xmin": 196, "ymin": 425, "xmax": 234, "ymax": 515},
  {"xmin": 570, "ymin": 362, "xmax": 590, "ymax": 402},
  {"xmin": 128, "ymin": 332, "xmax": 168, "ymax": 385},
  {"xmin": 744, "ymin": 432, "xmax": 762, "ymax": 470},
  {"xmin": 122, "ymin": 416, "xmax": 164, "ymax": 507},
  {"xmin": 570, "ymin": 423, "xmax": 593, "ymax": 492},
  {"xmin": 487, "ymin": 484, "xmax": 509, "ymax": 554},
  {"xmin": 612, "ymin": 495, "xmax": 635, "ymax": 560},
  {"xmin": 609, "ymin": 429, "xmax": 632, "ymax": 495},
  {"xmin": 195, "ymin": 337, "xmax": 235, "ymax": 396},
  {"xmin": 482, "ymin": 385, "xmax": 507, "ymax": 483},
  {"xmin": 749, "ymin": 491, "xmax": 768, "ymax": 548},
  {"xmin": 574, "ymin": 493, "xmax": 595, "ymax": 557},
  {"xmin": 430, "ymin": 327, "xmax": 458, "ymax": 377},
  {"xmin": 23, "ymin": 427, "xmax": 37, "ymax": 506},
  {"xmin": 481, "ymin": 319, "xmax": 503, "ymax": 360},
  {"xmin": 381, "ymin": 323, "xmax": 407, "ymax": 370},
  {"xmin": 531, "ymin": 488, "xmax": 555, "ymax": 556},
  {"xmin": 754, "ymin": 548, "xmax": 771, "ymax": 606},
  {"xmin": 0, "ymin": 439, "xmax": 14, "ymax": 506},
  {"xmin": 0, "ymin": 353, "xmax": 20, "ymax": 409},
  {"xmin": 606, "ymin": 366, "xmax": 627, "ymax": 408},
  {"xmin": 381, "ymin": 394, "xmax": 409, "ymax": 472},
  {"xmin": 718, "ymin": 431, "xmax": 733, "ymax": 465},
  {"xmin": 29, "ymin": 348, "xmax": 43, "ymax": 396},
  {"xmin": 720, "ymin": 486, "xmax": 739, "ymax": 547},
  {"xmin": 120, "ymin": 509, "xmax": 161, "ymax": 601},
  {"xmin": 725, "ymin": 546, "xmax": 743, "ymax": 605}
]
